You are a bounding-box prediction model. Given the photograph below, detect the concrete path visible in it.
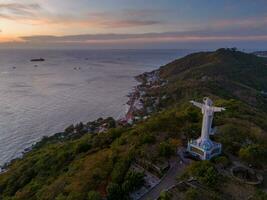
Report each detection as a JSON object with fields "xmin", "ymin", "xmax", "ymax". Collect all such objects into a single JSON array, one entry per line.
[{"xmin": 139, "ymin": 154, "xmax": 188, "ymax": 200}]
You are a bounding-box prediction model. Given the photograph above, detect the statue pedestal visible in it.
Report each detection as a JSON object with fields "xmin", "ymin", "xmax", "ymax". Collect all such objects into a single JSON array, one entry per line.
[{"xmin": 187, "ymin": 138, "xmax": 222, "ymax": 160}]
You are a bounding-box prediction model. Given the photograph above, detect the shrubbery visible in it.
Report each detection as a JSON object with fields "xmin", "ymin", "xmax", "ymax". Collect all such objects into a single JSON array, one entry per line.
[
  {"xmin": 159, "ymin": 191, "xmax": 172, "ymax": 200},
  {"xmin": 88, "ymin": 191, "xmax": 101, "ymax": 200},
  {"xmin": 185, "ymin": 188, "xmax": 199, "ymax": 200},
  {"xmin": 140, "ymin": 133, "xmax": 156, "ymax": 145},
  {"xmin": 250, "ymin": 189, "xmax": 267, "ymax": 200},
  {"xmin": 158, "ymin": 141, "xmax": 175, "ymax": 158},
  {"xmin": 107, "ymin": 170, "xmax": 144, "ymax": 200},
  {"xmin": 214, "ymin": 156, "xmax": 230, "ymax": 168},
  {"xmin": 182, "ymin": 161, "xmax": 219, "ymax": 188},
  {"xmin": 124, "ymin": 171, "xmax": 144, "ymax": 192},
  {"xmin": 239, "ymin": 144, "xmax": 267, "ymax": 166},
  {"xmin": 75, "ymin": 140, "xmax": 91, "ymax": 154}
]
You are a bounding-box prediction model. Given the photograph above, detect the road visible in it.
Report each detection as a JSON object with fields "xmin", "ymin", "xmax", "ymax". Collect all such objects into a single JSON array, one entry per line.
[{"xmin": 139, "ymin": 155, "xmax": 187, "ymax": 200}]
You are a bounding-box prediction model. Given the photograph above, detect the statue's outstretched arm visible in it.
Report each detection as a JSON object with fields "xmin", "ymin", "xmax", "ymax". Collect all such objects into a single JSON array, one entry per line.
[
  {"xmin": 190, "ymin": 101, "xmax": 203, "ymax": 109},
  {"xmin": 213, "ymin": 106, "xmax": 226, "ymax": 112}
]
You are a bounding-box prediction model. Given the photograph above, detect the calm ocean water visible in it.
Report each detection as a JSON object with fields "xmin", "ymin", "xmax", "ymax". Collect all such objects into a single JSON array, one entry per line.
[{"xmin": 0, "ymin": 49, "xmax": 192, "ymax": 165}]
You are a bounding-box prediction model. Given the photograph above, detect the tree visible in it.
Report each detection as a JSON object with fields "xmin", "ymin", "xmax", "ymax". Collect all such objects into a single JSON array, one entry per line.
[
  {"xmin": 185, "ymin": 188, "xmax": 199, "ymax": 200},
  {"xmin": 182, "ymin": 161, "xmax": 219, "ymax": 188},
  {"xmin": 88, "ymin": 191, "xmax": 101, "ymax": 200},
  {"xmin": 159, "ymin": 191, "xmax": 172, "ymax": 200},
  {"xmin": 122, "ymin": 181, "xmax": 131, "ymax": 194},
  {"xmin": 75, "ymin": 140, "xmax": 91, "ymax": 154},
  {"xmin": 239, "ymin": 144, "xmax": 267, "ymax": 166},
  {"xmin": 251, "ymin": 190, "xmax": 267, "ymax": 200},
  {"xmin": 66, "ymin": 192, "xmax": 83, "ymax": 200},
  {"xmin": 107, "ymin": 183, "xmax": 123, "ymax": 200},
  {"xmin": 140, "ymin": 133, "xmax": 156, "ymax": 145},
  {"xmin": 214, "ymin": 156, "xmax": 230, "ymax": 169},
  {"xmin": 111, "ymin": 157, "xmax": 131, "ymax": 184},
  {"xmin": 65, "ymin": 124, "xmax": 74, "ymax": 133},
  {"xmin": 159, "ymin": 142, "xmax": 174, "ymax": 158},
  {"xmin": 107, "ymin": 117, "xmax": 116, "ymax": 128},
  {"xmin": 231, "ymin": 47, "xmax": 237, "ymax": 52},
  {"xmin": 55, "ymin": 194, "xmax": 67, "ymax": 200},
  {"xmin": 75, "ymin": 122, "xmax": 84, "ymax": 133},
  {"xmin": 201, "ymin": 166, "xmax": 219, "ymax": 187},
  {"xmin": 124, "ymin": 171, "xmax": 144, "ymax": 192}
]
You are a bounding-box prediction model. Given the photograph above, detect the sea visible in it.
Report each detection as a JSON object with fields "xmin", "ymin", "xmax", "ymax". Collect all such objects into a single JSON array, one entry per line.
[{"xmin": 0, "ymin": 49, "xmax": 193, "ymax": 166}]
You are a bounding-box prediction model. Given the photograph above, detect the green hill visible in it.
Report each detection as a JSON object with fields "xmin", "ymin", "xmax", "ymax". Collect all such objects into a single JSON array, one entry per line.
[
  {"xmin": 0, "ymin": 49, "xmax": 267, "ymax": 200},
  {"xmin": 160, "ymin": 48, "xmax": 267, "ymax": 108}
]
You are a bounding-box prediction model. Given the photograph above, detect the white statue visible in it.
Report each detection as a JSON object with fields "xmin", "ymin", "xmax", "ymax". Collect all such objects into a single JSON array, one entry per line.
[
  {"xmin": 188, "ymin": 97, "xmax": 225, "ymax": 160},
  {"xmin": 190, "ymin": 97, "xmax": 225, "ymax": 145}
]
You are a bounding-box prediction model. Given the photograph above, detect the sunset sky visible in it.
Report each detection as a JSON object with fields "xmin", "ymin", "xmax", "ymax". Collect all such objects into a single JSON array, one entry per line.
[{"xmin": 0, "ymin": 0, "xmax": 267, "ymax": 49}]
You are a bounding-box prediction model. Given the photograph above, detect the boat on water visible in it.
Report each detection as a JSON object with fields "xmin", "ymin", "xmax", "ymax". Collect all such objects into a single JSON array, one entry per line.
[{"xmin": 30, "ymin": 58, "xmax": 45, "ymax": 62}]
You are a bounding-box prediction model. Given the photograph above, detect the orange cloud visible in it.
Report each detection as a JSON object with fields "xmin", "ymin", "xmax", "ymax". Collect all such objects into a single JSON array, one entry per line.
[{"xmin": 0, "ymin": 35, "xmax": 21, "ymax": 42}]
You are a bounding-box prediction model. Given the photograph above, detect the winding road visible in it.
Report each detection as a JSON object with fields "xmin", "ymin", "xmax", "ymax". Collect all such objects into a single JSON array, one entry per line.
[{"xmin": 139, "ymin": 154, "xmax": 188, "ymax": 200}]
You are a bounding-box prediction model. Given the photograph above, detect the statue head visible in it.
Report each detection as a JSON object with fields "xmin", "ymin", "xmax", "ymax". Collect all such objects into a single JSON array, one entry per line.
[{"xmin": 203, "ymin": 97, "xmax": 213, "ymax": 106}]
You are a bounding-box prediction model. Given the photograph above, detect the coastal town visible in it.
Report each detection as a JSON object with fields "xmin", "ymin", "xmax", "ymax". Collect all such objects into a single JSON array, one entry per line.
[
  {"xmin": 61, "ymin": 70, "xmax": 168, "ymax": 137},
  {"xmin": 121, "ymin": 70, "xmax": 168, "ymax": 125}
]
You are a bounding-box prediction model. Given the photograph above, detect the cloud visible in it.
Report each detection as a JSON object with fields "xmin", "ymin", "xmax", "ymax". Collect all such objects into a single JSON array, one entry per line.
[
  {"xmin": 96, "ymin": 19, "xmax": 161, "ymax": 28},
  {"xmin": 212, "ymin": 16, "xmax": 267, "ymax": 31},
  {"xmin": 0, "ymin": 3, "xmax": 42, "ymax": 19},
  {"xmin": 19, "ymin": 30, "xmax": 267, "ymax": 45},
  {"xmin": 79, "ymin": 9, "xmax": 164, "ymax": 28},
  {"xmin": 2, "ymin": 29, "xmax": 267, "ymax": 49},
  {"xmin": 1, "ymin": 3, "xmax": 267, "ymax": 49},
  {"xmin": 0, "ymin": 3, "xmax": 61, "ymax": 26},
  {"xmin": 0, "ymin": 4, "xmax": 164, "ymax": 28}
]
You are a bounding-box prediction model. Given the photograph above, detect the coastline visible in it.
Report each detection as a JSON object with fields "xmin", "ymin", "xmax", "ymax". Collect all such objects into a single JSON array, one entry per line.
[
  {"xmin": 1, "ymin": 65, "xmax": 168, "ymax": 174},
  {"xmin": 0, "ymin": 59, "xmax": 170, "ymax": 174},
  {"xmin": 0, "ymin": 70, "xmax": 153, "ymax": 172},
  {"xmin": 0, "ymin": 49, "xmax": 187, "ymax": 169}
]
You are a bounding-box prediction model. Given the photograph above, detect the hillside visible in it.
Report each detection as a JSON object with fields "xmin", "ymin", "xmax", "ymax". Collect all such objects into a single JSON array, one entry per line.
[
  {"xmin": 159, "ymin": 48, "xmax": 267, "ymax": 110},
  {"xmin": 0, "ymin": 48, "xmax": 267, "ymax": 200}
]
